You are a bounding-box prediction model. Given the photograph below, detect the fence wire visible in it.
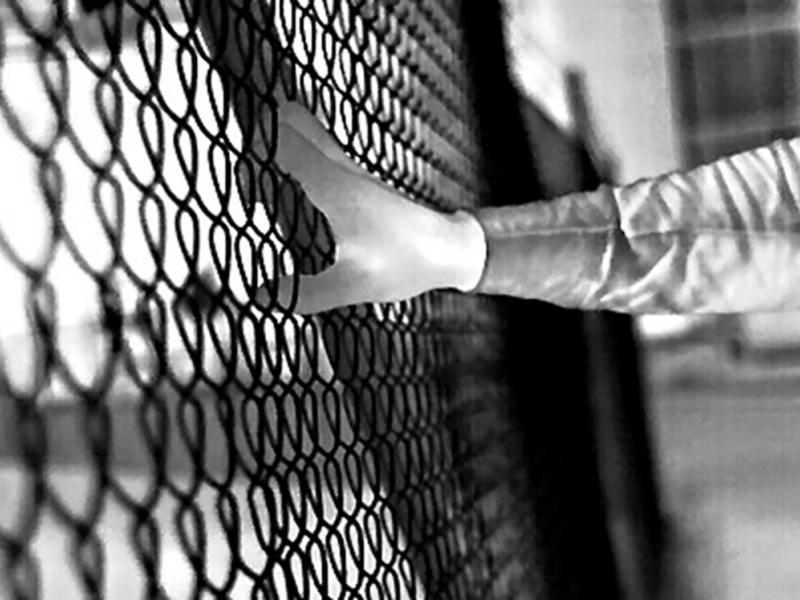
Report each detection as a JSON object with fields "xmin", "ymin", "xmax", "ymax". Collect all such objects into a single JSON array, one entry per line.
[{"xmin": 0, "ymin": 1, "xmax": 607, "ymax": 599}]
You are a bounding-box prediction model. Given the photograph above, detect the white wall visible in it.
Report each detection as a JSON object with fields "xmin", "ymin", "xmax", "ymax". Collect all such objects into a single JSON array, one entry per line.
[{"xmin": 507, "ymin": 0, "xmax": 681, "ymax": 182}]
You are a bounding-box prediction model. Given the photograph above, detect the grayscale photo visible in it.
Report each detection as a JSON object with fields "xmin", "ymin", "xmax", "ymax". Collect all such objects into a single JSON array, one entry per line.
[{"xmin": 1, "ymin": 1, "xmax": 799, "ymax": 598}]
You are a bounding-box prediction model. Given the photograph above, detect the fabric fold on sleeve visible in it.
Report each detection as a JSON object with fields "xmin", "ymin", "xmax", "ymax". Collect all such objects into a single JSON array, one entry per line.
[{"xmin": 473, "ymin": 137, "xmax": 800, "ymax": 314}]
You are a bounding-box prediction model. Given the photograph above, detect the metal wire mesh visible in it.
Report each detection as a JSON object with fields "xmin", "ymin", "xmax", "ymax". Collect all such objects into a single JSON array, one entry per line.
[{"xmin": 0, "ymin": 1, "xmax": 619, "ymax": 599}]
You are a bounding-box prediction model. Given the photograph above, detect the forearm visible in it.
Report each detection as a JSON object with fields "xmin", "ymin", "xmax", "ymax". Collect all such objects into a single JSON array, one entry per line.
[{"xmin": 467, "ymin": 137, "xmax": 800, "ymax": 314}]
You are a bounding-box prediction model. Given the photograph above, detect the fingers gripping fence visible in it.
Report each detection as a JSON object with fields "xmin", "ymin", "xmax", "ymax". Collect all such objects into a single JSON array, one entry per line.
[{"xmin": 0, "ymin": 1, "xmax": 620, "ymax": 599}]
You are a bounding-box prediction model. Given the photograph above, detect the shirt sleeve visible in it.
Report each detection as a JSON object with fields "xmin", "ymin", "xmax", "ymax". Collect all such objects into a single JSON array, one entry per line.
[{"xmin": 472, "ymin": 137, "xmax": 800, "ymax": 314}]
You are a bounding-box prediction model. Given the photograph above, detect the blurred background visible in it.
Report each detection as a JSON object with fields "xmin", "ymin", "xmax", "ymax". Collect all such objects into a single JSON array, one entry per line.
[{"xmin": 505, "ymin": 1, "xmax": 800, "ymax": 598}]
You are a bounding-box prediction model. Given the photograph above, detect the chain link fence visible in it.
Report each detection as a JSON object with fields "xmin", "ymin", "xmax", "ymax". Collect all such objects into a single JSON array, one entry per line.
[{"xmin": 0, "ymin": 1, "xmax": 637, "ymax": 598}]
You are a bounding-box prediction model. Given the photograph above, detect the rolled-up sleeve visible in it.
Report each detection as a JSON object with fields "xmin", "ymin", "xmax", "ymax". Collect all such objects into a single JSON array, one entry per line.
[{"xmin": 473, "ymin": 137, "xmax": 800, "ymax": 314}]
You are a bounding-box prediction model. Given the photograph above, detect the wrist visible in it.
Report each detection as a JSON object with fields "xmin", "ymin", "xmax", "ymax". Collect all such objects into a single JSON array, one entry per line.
[{"xmin": 440, "ymin": 210, "xmax": 487, "ymax": 292}]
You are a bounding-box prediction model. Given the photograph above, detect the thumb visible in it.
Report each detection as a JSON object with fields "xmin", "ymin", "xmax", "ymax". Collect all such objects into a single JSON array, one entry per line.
[{"xmin": 275, "ymin": 264, "xmax": 365, "ymax": 315}]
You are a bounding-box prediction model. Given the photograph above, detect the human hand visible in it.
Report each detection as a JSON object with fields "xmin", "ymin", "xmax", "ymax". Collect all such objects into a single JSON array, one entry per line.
[{"xmin": 270, "ymin": 103, "xmax": 486, "ymax": 315}]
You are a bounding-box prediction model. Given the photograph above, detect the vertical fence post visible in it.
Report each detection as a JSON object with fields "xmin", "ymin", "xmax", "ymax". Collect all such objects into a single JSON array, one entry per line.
[{"xmin": 459, "ymin": 1, "xmax": 627, "ymax": 597}]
